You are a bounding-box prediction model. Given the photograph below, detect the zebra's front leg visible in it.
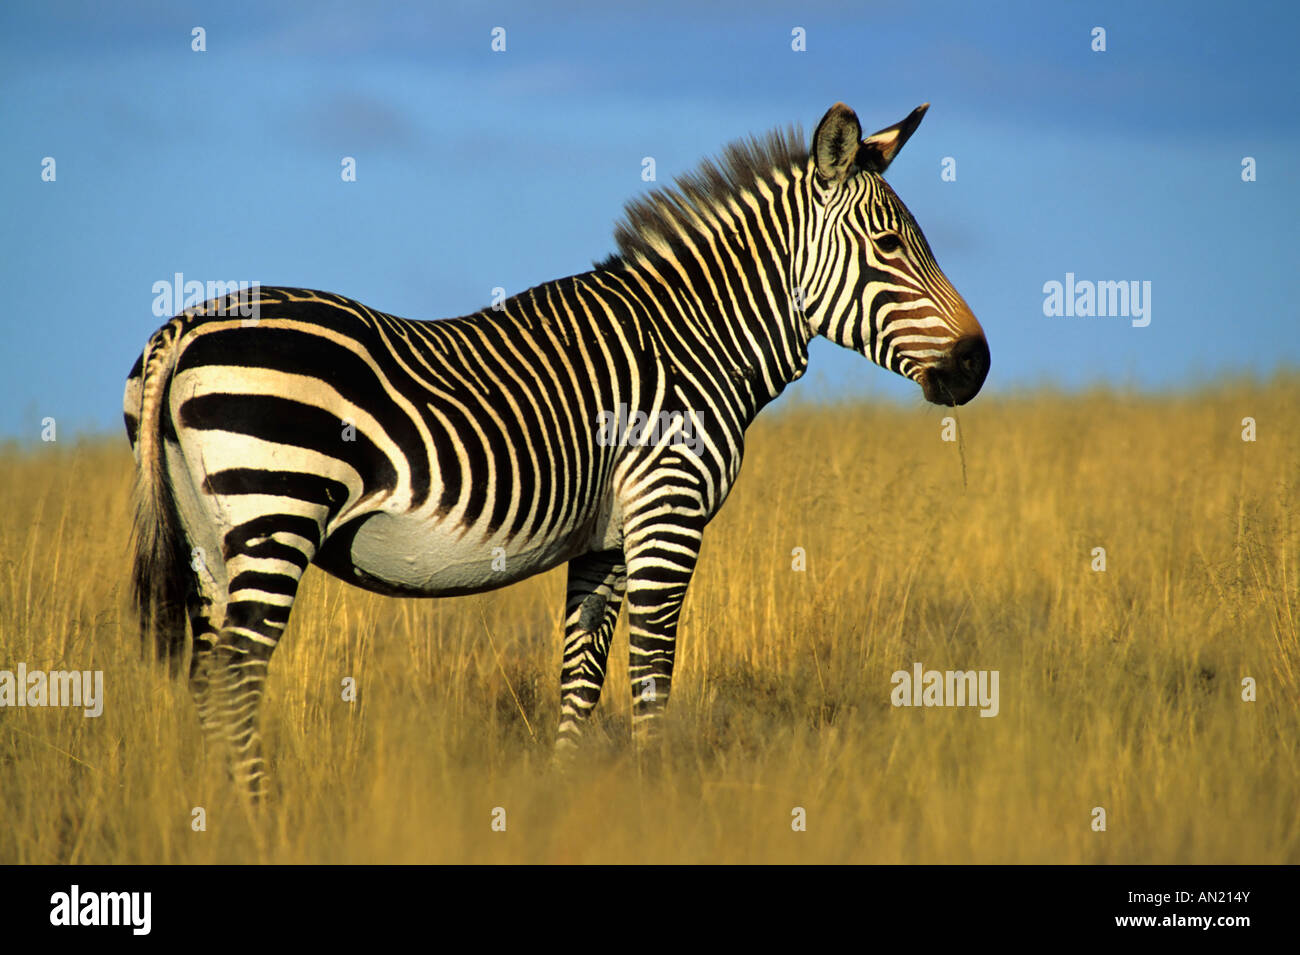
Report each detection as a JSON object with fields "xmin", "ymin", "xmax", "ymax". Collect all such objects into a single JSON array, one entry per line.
[
  {"xmin": 625, "ymin": 516, "xmax": 703, "ymax": 747},
  {"xmin": 555, "ymin": 549, "xmax": 627, "ymax": 756}
]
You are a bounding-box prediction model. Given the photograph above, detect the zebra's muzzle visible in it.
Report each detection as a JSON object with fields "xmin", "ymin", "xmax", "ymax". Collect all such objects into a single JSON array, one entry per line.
[{"xmin": 921, "ymin": 335, "xmax": 989, "ymax": 406}]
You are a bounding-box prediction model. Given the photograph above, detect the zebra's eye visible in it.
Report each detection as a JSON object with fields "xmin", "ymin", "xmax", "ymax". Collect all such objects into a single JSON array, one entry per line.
[{"xmin": 876, "ymin": 232, "xmax": 903, "ymax": 253}]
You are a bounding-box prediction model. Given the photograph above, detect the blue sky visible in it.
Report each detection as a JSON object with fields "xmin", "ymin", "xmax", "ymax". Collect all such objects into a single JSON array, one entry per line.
[{"xmin": 1, "ymin": 0, "xmax": 1297, "ymax": 440}]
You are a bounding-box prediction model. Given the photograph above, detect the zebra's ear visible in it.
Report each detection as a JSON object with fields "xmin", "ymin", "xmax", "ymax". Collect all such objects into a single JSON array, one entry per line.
[
  {"xmin": 812, "ymin": 103, "xmax": 863, "ymax": 185},
  {"xmin": 856, "ymin": 103, "xmax": 930, "ymax": 174}
]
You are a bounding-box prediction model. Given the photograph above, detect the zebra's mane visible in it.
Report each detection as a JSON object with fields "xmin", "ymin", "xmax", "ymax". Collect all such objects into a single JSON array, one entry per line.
[{"xmin": 600, "ymin": 125, "xmax": 809, "ymax": 269}]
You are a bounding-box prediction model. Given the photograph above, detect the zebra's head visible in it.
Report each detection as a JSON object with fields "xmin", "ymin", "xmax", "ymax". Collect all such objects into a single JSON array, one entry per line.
[{"xmin": 801, "ymin": 102, "xmax": 989, "ymax": 406}]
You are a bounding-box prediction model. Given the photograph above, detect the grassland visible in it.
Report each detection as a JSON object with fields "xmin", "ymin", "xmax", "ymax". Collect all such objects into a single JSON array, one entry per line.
[{"xmin": 1, "ymin": 379, "xmax": 1296, "ymax": 863}]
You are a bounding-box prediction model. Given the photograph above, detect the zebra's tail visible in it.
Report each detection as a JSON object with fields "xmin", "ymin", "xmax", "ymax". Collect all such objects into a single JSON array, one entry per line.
[{"xmin": 127, "ymin": 320, "xmax": 189, "ymax": 677}]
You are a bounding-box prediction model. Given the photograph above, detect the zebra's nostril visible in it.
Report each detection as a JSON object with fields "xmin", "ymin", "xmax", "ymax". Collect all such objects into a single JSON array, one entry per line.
[{"xmin": 951, "ymin": 335, "xmax": 989, "ymax": 384}]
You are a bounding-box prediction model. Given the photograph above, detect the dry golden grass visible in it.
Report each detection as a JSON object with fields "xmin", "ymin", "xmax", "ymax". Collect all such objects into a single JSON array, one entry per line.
[{"xmin": 1, "ymin": 379, "xmax": 1297, "ymax": 863}]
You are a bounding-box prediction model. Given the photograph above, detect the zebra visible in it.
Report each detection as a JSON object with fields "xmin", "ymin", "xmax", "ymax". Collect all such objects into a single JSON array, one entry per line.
[{"xmin": 124, "ymin": 101, "xmax": 988, "ymax": 800}]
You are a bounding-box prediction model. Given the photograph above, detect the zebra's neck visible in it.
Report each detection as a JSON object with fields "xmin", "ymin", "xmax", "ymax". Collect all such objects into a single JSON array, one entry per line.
[{"xmin": 598, "ymin": 162, "xmax": 815, "ymax": 425}]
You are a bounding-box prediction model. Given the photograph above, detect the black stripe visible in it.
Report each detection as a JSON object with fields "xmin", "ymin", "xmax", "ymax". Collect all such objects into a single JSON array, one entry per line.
[
  {"xmin": 222, "ymin": 513, "xmax": 322, "ymax": 562},
  {"xmin": 228, "ymin": 571, "xmax": 300, "ymax": 597},
  {"xmin": 180, "ymin": 394, "xmax": 398, "ymax": 497},
  {"xmin": 203, "ymin": 468, "xmax": 350, "ymax": 518}
]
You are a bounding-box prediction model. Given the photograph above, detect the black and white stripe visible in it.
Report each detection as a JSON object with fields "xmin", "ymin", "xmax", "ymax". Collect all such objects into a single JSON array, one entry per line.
[{"xmin": 125, "ymin": 101, "xmax": 988, "ymax": 799}]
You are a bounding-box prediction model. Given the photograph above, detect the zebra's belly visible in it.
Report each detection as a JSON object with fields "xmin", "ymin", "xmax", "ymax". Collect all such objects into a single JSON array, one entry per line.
[{"xmin": 317, "ymin": 510, "xmax": 597, "ymax": 598}]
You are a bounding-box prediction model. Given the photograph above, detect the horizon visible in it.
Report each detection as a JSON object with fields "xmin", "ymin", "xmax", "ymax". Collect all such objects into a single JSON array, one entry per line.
[{"xmin": 4, "ymin": 372, "xmax": 1294, "ymax": 451}]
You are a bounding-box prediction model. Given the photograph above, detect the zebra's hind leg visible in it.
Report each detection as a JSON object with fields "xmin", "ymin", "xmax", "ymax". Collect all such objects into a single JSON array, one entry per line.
[
  {"xmin": 177, "ymin": 527, "xmax": 230, "ymax": 738},
  {"xmin": 205, "ymin": 520, "xmax": 318, "ymax": 803},
  {"xmin": 554, "ymin": 549, "xmax": 627, "ymax": 759},
  {"xmin": 206, "ymin": 610, "xmax": 296, "ymax": 803},
  {"xmin": 185, "ymin": 584, "xmax": 226, "ymax": 739}
]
